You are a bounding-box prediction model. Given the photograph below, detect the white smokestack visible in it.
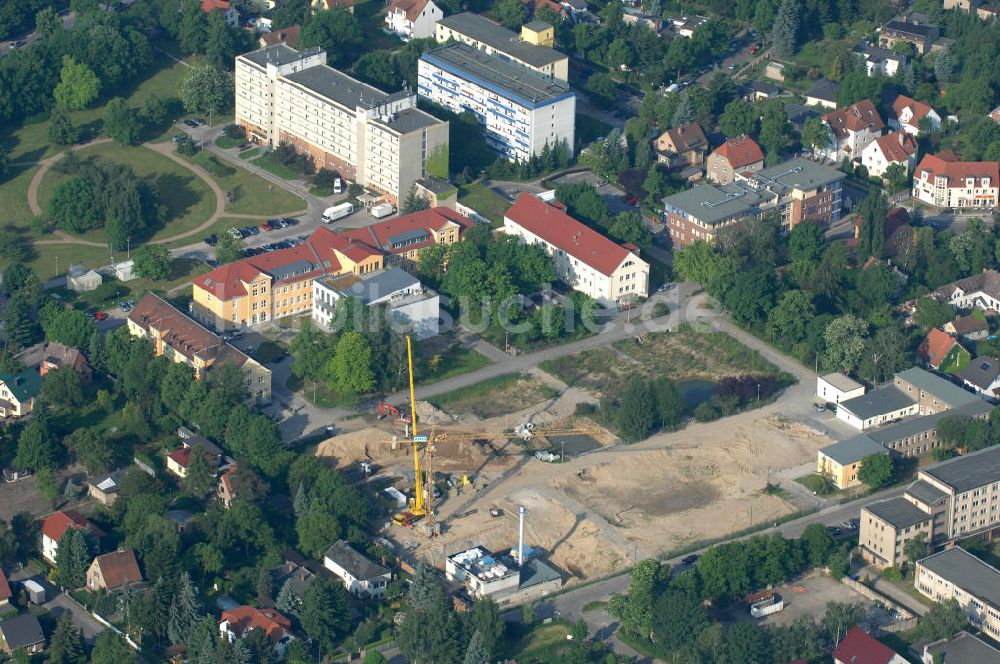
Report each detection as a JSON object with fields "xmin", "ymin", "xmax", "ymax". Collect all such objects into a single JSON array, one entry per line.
[{"xmin": 518, "ymin": 506, "xmax": 527, "ymax": 564}]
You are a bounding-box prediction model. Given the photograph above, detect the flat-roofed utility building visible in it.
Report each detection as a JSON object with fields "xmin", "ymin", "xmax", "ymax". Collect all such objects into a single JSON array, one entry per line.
[
  {"xmin": 435, "ymin": 13, "xmax": 568, "ymax": 82},
  {"xmin": 916, "ymin": 547, "xmax": 1000, "ymax": 641},
  {"xmin": 235, "ymin": 44, "xmax": 448, "ymax": 204},
  {"xmin": 817, "ymin": 372, "xmax": 865, "ymax": 404},
  {"xmin": 418, "ymin": 43, "xmax": 575, "ymax": 163}
]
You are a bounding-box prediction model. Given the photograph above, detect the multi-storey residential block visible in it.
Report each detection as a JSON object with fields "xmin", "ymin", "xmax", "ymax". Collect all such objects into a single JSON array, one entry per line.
[
  {"xmin": 916, "ymin": 547, "xmax": 1000, "ymax": 642},
  {"xmin": 861, "ymin": 445, "xmax": 1000, "ymax": 568},
  {"xmin": 911, "ymin": 152, "xmax": 1000, "ymax": 208},
  {"xmin": 435, "ymin": 13, "xmax": 568, "ymax": 82},
  {"xmin": 384, "ymin": 0, "xmax": 442, "ymax": 40},
  {"xmin": 503, "ymin": 193, "xmax": 649, "ymax": 305},
  {"xmin": 191, "ymin": 208, "xmax": 472, "ymax": 329},
  {"xmin": 661, "ymin": 157, "xmax": 845, "ymax": 247},
  {"xmin": 235, "ymin": 44, "xmax": 448, "ymax": 204},
  {"xmin": 127, "ymin": 293, "xmax": 272, "ymax": 402},
  {"xmin": 821, "ymin": 100, "xmax": 885, "ymax": 163},
  {"xmin": 417, "ymin": 43, "xmax": 575, "ymax": 163}
]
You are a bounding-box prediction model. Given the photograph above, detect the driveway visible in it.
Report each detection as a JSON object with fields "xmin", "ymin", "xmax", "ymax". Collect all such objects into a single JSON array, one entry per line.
[{"xmin": 9, "ymin": 570, "xmax": 105, "ymax": 643}]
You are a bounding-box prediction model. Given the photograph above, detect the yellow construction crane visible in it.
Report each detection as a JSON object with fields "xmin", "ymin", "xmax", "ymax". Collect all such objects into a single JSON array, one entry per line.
[{"xmin": 391, "ymin": 336, "xmax": 427, "ymax": 527}]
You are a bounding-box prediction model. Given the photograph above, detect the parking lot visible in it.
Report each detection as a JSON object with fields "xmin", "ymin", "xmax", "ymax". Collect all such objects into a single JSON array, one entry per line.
[{"xmin": 0, "ymin": 475, "xmax": 57, "ymax": 521}]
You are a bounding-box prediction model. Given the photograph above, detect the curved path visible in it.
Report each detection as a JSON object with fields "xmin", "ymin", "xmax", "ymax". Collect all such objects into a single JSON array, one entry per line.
[{"xmin": 26, "ymin": 139, "xmax": 306, "ymax": 249}]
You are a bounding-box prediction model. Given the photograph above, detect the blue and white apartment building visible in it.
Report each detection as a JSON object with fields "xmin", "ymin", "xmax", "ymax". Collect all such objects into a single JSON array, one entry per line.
[{"xmin": 417, "ymin": 43, "xmax": 575, "ymax": 162}]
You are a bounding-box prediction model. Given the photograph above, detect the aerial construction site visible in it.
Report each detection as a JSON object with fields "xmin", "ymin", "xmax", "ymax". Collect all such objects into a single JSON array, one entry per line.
[{"xmin": 314, "ymin": 334, "xmax": 831, "ymax": 587}]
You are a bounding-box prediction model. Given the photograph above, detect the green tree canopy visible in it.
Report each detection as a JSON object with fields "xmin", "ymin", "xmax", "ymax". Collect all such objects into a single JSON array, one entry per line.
[
  {"xmin": 132, "ymin": 244, "xmax": 172, "ymax": 280},
  {"xmin": 54, "ymin": 56, "xmax": 101, "ymax": 110},
  {"xmin": 857, "ymin": 453, "xmax": 893, "ymax": 489},
  {"xmin": 298, "ymin": 10, "xmax": 362, "ymax": 65},
  {"xmin": 178, "ymin": 65, "xmax": 234, "ymax": 119}
]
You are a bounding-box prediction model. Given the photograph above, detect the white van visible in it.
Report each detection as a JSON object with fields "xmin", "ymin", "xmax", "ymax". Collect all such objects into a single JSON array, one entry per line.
[
  {"xmin": 370, "ymin": 203, "xmax": 395, "ymax": 219},
  {"xmin": 322, "ymin": 202, "xmax": 353, "ymax": 223},
  {"xmin": 333, "ymin": 177, "xmax": 343, "ymax": 194}
]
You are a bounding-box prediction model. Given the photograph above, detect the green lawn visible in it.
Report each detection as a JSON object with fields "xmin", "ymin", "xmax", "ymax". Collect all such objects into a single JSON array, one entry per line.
[
  {"xmin": 27, "ymin": 244, "xmax": 120, "ymax": 282},
  {"xmin": 215, "ymin": 135, "xmax": 244, "ymax": 149},
  {"xmin": 457, "ymin": 182, "xmax": 510, "ymax": 227},
  {"xmin": 238, "ymin": 148, "xmax": 261, "ymax": 160},
  {"xmin": 35, "ymin": 141, "xmax": 216, "ymax": 244},
  {"xmin": 286, "ymin": 373, "xmax": 357, "ymax": 408},
  {"xmin": 179, "ymin": 149, "xmax": 307, "ymax": 216},
  {"xmin": 500, "ymin": 622, "xmax": 572, "ymax": 658},
  {"xmin": 418, "ymin": 345, "xmax": 492, "ymax": 384},
  {"xmin": 0, "ymin": 163, "xmax": 39, "ymax": 233},
  {"xmin": 2, "ymin": 54, "xmax": 194, "ymax": 165},
  {"xmin": 575, "ymin": 113, "xmax": 613, "ymax": 147},
  {"xmin": 252, "ymin": 152, "xmax": 306, "ymax": 180}
]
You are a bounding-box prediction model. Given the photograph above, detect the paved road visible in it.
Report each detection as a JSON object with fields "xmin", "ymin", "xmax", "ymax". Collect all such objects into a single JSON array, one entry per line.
[{"xmin": 9, "ymin": 569, "xmax": 106, "ymax": 643}]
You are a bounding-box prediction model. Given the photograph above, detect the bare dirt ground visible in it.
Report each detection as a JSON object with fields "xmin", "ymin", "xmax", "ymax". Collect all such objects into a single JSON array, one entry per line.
[{"xmin": 361, "ymin": 409, "xmax": 830, "ymax": 584}]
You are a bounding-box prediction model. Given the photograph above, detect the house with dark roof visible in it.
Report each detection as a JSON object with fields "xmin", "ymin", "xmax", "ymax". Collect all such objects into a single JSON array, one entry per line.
[
  {"xmin": 654, "ymin": 122, "xmax": 708, "ymax": 172},
  {"xmin": 0, "ymin": 368, "xmax": 42, "ymax": 419},
  {"xmin": 923, "ymin": 630, "xmax": 1000, "ymax": 664},
  {"xmin": 836, "ymin": 385, "xmax": 919, "ymax": 430},
  {"xmin": 87, "ymin": 549, "xmax": 142, "ymax": 592},
  {"xmin": 879, "ymin": 15, "xmax": 941, "ymax": 54},
  {"xmin": 957, "ymin": 356, "xmax": 1000, "ymax": 398},
  {"xmin": 912, "ymin": 152, "xmax": 1000, "ymax": 208},
  {"xmin": 890, "ymin": 94, "xmax": 941, "ymax": 136},
  {"xmin": 932, "ymin": 269, "xmax": 1000, "ymax": 313},
  {"xmin": 741, "ymin": 80, "xmax": 782, "ymax": 102},
  {"xmin": 821, "ymin": 100, "xmax": 886, "ymax": 163},
  {"xmin": 504, "ymin": 193, "xmax": 650, "ymax": 305},
  {"xmin": 833, "ymin": 626, "xmax": 908, "ymax": 664},
  {"xmin": 706, "ymin": 136, "xmax": 765, "ymax": 184},
  {"xmin": 40, "ymin": 511, "xmax": 104, "ymax": 565},
  {"xmin": 916, "ymin": 547, "xmax": 1000, "ymax": 641},
  {"xmin": 323, "ymin": 540, "xmax": 392, "ymax": 599},
  {"xmin": 17, "ymin": 341, "xmax": 91, "ymax": 383},
  {"xmin": 817, "ymin": 435, "xmax": 890, "ymax": 489},
  {"xmin": 853, "ymin": 40, "xmax": 907, "ymax": 77},
  {"xmin": 916, "ymin": 327, "xmax": 970, "ymax": 371},
  {"xmin": 944, "ymin": 314, "xmax": 989, "ymax": 341},
  {"xmin": 128, "ymin": 293, "xmax": 271, "ymax": 402},
  {"xmin": 0, "ymin": 614, "xmax": 45, "ymax": 654},
  {"xmin": 87, "ymin": 469, "xmax": 127, "ymax": 507},
  {"xmin": 804, "ymin": 79, "xmax": 840, "ymax": 109}
]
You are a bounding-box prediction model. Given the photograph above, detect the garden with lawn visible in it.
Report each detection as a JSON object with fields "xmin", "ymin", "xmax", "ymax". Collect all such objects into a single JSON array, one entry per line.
[
  {"xmin": 177, "ymin": 148, "xmax": 306, "ymax": 216},
  {"xmin": 457, "ymin": 182, "xmax": 511, "ymax": 227}
]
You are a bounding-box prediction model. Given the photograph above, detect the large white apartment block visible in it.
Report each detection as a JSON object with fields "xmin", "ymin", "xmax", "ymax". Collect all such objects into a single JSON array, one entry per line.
[
  {"xmin": 916, "ymin": 547, "xmax": 1000, "ymax": 643},
  {"xmin": 503, "ymin": 193, "xmax": 649, "ymax": 306},
  {"xmin": 912, "ymin": 152, "xmax": 1000, "ymax": 209},
  {"xmin": 235, "ymin": 44, "xmax": 449, "ymax": 204},
  {"xmin": 418, "ymin": 43, "xmax": 575, "ymax": 163},
  {"xmin": 435, "ymin": 13, "xmax": 569, "ymax": 82}
]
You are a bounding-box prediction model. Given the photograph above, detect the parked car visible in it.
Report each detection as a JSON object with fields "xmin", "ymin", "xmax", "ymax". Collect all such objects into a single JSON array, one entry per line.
[
  {"xmin": 204, "ymin": 234, "xmax": 218, "ymax": 246},
  {"xmin": 172, "ymin": 133, "xmax": 189, "ymax": 143},
  {"xmin": 243, "ymin": 225, "xmax": 259, "ymax": 236},
  {"xmin": 681, "ymin": 554, "xmax": 699, "ymax": 565},
  {"xmin": 95, "ymin": 311, "xmax": 109, "ymax": 320},
  {"xmin": 183, "ymin": 119, "xmax": 199, "ymax": 128},
  {"xmin": 814, "ymin": 403, "xmax": 826, "ymax": 413},
  {"xmin": 228, "ymin": 227, "xmax": 243, "ymax": 239},
  {"xmin": 260, "ymin": 222, "xmax": 272, "ymax": 232},
  {"xmin": 192, "ymin": 118, "xmax": 206, "ymax": 126}
]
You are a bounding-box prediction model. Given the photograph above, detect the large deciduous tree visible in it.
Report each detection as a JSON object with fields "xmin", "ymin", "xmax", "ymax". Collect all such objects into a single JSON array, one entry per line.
[
  {"xmin": 132, "ymin": 244, "xmax": 172, "ymax": 280},
  {"xmin": 298, "ymin": 10, "xmax": 362, "ymax": 65},
  {"xmin": 178, "ymin": 65, "xmax": 234, "ymax": 123},
  {"xmin": 54, "ymin": 56, "xmax": 101, "ymax": 110}
]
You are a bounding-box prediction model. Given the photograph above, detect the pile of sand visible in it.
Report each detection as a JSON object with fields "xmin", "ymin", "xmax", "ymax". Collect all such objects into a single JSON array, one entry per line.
[{"xmin": 415, "ymin": 400, "xmax": 455, "ymax": 425}]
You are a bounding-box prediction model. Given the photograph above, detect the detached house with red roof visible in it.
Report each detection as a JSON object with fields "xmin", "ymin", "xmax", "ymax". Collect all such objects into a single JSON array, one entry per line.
[
  {"xmin": 890, "ymin": 94, "xmax": 941, "ymax": 136},
  {"xmin": 503, "ymin": 193, "xmax": 649, "ymax": 305},
  {"xmin": 192, "ymin": 208, "xmax": 472, "ymax": 330},
  {"xmin": 0, "ymin": 570, "xmax": 11, "ymax": 607},
  {"xmin": 821, "ymin": 99, "xmax": 885, "ymax": 163},
  {"xmin": 201, "ymin": 0, "xmax": 239, "ymax": 27},
  {"xmin": 912, "ymin": 151, "xmax": 1000, "ymax": 208},
  {"xmin": 706, "ymin": 136, "xmax": 765, "ymax": 184},
  {"xmin": 40, "ymin": 511, "xmax": 104, "ymax": 565},
  {"xmin": 385, "ymin": 0, "xmax": 442, "ymax": 40},
  {"xmin": 87, "ymin": 549, "xmax": 142, "ymax": 592},
  {"xmin": 834, "ymin": 626, "xmax": 908, "ymax": 664},
  {"xmin": 220, "ymin": 607, "xmax": 295, "ymax": 656},
  {"xmin": 916, "ymin": 327, "xmax": 970, "ymax": 371},
  {"xmin": 861, "ymin": 130, "xmax": 918, "ymax": 179}
]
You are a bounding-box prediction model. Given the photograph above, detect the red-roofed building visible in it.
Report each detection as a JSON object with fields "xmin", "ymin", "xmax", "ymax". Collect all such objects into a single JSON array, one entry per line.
[
  {"xmin": 912, "ymin": 152, "xmax": 1000, "ymax": 208},
  {"xmin": 201, "ymin": 0, "xmax": 239, "ymax": 26},
  {"xmin": 191, "ymin": 208, "xmax": 472, "ymax": 329},
  {"xmin": 890, "ymin": 94, "xmax": 941, "ymax": 136},
  {"xmin": 821, "ymin": 100, "xmax": 885, "ymax": 162},
  {"xmin": 259, "ymin": 25, "xmax": 300, "ymax": 49},
  {"xmin": 503, "ymin": 193, "xmax": 649, "ymax": 305},
  {"xmin": 385, "ymin": 0, "xmax": 442, "ymax": 39},
  {"xmin": 87, "ymin": 549, "xmax": 142, "ymax": 592},
  {"xmin": 916, "ymin": 328, "xmax": 970, "ymax": 371},
  {"xmin": 0, "ymin": 570, "xmax": 11, "ymax": 606},
  {"xmin": 706, "ymin": 136, "xmax": 765, "ymax": 184},
  {"xmin": 833, "ymin": 627, "xmax": 908, "ymax": 664},
  {"xmin": 127, "ymin": 293, "xmax": 271, "ymax": 402},
  {"xmin": 41, "ymin": 511, "xmax": 104, "ymax": 564},
  {"xmin": 220, "ymin": 607, "xmax": 294, "ymax": 655},
  {"xmin": 861, "ymin": 131, "xmax": 918, "ymax": 179}
]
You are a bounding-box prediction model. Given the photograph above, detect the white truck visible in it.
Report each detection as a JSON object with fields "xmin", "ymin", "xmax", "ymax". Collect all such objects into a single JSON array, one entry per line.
[
  {"xmin": 535, "ymin": 450, "xmax": 558, "ymax": 462},
  {"xmin": 750, "ymin": 594, "xmax": 784, "ymax": 618},
  {"xmin": 371, "ymin": 203, "xmax": 395, "ymax": 219},
  {"xmin": 322, "ymin": 202, "xmax": 353, "ymax": 223}
]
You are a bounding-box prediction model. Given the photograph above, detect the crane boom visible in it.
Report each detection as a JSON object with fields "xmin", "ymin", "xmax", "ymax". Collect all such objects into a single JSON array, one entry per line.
[{"xmin": 407, "ymin": 335, "xmax": 425, "ymax": 517}]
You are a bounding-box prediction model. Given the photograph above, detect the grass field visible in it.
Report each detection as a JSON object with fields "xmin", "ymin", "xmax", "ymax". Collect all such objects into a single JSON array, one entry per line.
[
  {"xmin": 179, "ymin": 149, "xmax": 306, "ymax": 216},
  {"xmin": 430, "ymin": 373, "xmax": 558, "ymax": 418},
  {"xmin": 252, "ymin": 152, "xmax": 305, "ymax": 180},
  {"xmin": 238, "ymin": 147, "xmax": 260, "ymax": 160},
  {"xmin": 457, "ymin": 182, "xmax": 510, "ymax": 227},
  {"xmin": 575, "ymin": 113, "xmax": 613, "ymax": 147},
  {"xmin": 0, "ymin": 163, "xmax": 39, "ymax": 232},
  {"xmin": 35, "ymin": 141, "xmax": 217, "ymax": 244},
  {"xmin": 26, "ymin": 243, "xmax": 119, "ymax": 281},
  {"xmin": 418, "ymin": 344, "xmax": 492, "ymax": 384}
]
